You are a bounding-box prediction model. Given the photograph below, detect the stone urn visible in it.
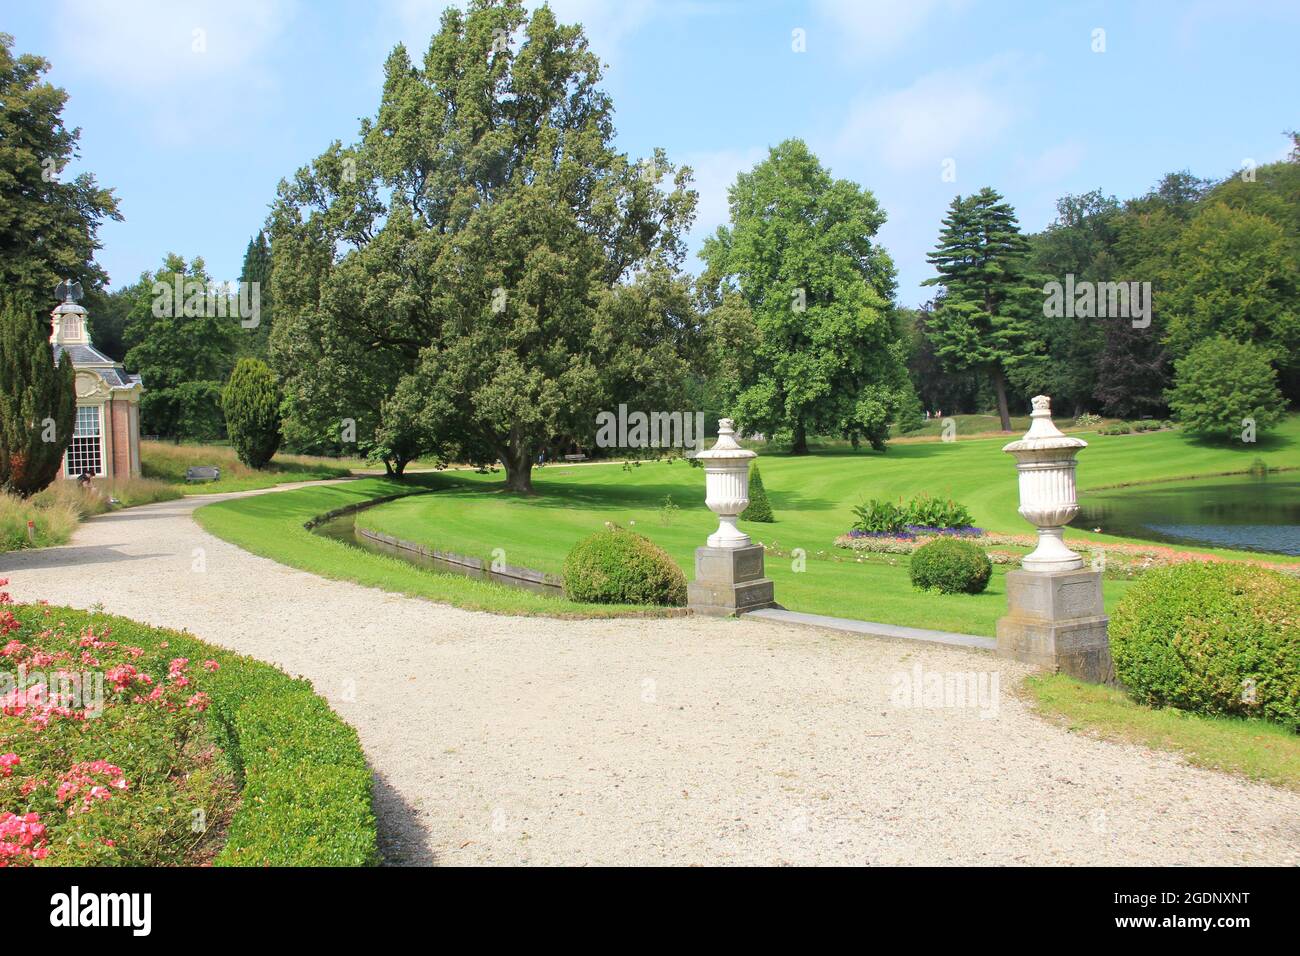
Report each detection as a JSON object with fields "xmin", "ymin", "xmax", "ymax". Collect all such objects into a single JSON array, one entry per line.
[
  {"xmin": 694, "ymin": 418, "xmax": 756, "ymax": 549},
  {"xmin": 1002, "ymin": 395, "xmax": 1087, "ymax": 573}
]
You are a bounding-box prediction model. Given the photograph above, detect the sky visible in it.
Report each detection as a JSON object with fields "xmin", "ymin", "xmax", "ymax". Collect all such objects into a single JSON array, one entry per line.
[{"xmin": 7, "ymin": 0, "xmax": 1298, "ymax": 306}]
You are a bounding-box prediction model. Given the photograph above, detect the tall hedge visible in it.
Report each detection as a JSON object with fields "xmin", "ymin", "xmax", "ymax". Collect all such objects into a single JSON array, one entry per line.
[
  {"xmin": 222, "ymin": 358, "xmax": 281, "ymax": 469},
  {"xmin": 0, "ymin": 298, "xmax": 76, "ymax": 496}
]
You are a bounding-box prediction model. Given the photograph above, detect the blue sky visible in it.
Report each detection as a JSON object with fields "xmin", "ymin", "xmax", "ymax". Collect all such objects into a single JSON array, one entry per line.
[{"xmin": 8, "ymin": 0, "xmax": 1298, "ymax": 306}]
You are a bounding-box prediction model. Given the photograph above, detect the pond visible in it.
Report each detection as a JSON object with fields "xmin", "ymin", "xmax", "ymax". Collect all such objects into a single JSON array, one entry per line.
[
  {"xmin": 1076, "ymin": 472, "xmax": 1300, "ymax": 556},
  {"xmin": 311, "ymin": 512, "xmax": 564, "ymax": 595}
]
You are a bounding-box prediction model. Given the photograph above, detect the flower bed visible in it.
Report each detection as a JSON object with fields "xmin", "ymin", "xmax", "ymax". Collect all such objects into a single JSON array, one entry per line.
[
  {"xmin": 834, "ymin": 531, "xmax": 1300, "ymax": 579},
  {"xmin": 0, "ymin": 579, "xmax": 376, "ymax": 867}
]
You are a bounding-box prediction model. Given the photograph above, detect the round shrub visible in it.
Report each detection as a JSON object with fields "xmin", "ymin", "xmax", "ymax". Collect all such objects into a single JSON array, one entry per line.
[
  {"xmin": 909, "ymin": 538, "xmax": 991, "ymax": 594},
  {"xmin": 563, "ymin": 526, "xmax": 687, "ymax": 606},
  {"xmin": 1111, "ymin": 563, "xmax": 1299, "ymax": 731}
]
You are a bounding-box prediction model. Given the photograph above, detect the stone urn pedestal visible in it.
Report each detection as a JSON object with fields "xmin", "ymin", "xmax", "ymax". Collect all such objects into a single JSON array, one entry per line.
[
  {"xmin": 687, "ymin": 419, "xmax": 776, "ymax": 617},
  {"xmin": 995, "ymin": 396, "xmax": 1112, "ymax": 683}
]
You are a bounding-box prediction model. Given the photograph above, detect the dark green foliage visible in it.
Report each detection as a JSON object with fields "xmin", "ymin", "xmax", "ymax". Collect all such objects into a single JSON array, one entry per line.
[
  {"xmin": 0, "ymin": 298, "xmax": 75, "ymax": 496},
  {"xmin": 12, "ymin": 604, "xmax": 378, "ymax": 865},
  {"xmin": 909, "ymin": 538, "xmax": 991, "ymax": 594},
  {"xmin": 740, "ymin": 464, "xmax": 774, "ymax": 522},
  {"xmin": 0, "ymin": 34, "xmax": 120, "ymax": 306},
  {"xmin": 922, "ymin": 187, "xmax": 1038, "ymax": 431},
  {"xmin": 236, "ymin": 230, "xmax": 273, "ymax": 359},
  {"xmin": 1166, "ymin": 337, "xmax": 1286, "ymax": 439},
  {"xmin": 124, "ymin": 254, "xmax": 237, "ymax": 440},
  {"xmin": 222, "ymin": 358, "xmax": 282, "ymax": 469},
  {"xmin": 563, "ymin": 526, "xmax": 686, "ymax": 606},
  {"xmin": 1110, "ymin": 564, "xmax": 1299, "ymax": 731}
]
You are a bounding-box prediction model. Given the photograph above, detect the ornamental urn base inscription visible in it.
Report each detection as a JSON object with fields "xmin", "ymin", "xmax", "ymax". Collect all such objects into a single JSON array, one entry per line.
[
  {"xmin": 995, "ymin": 396, "xmax": 1112, "ymax": 683},
  {"xmin": 688, "ymin": 544, "xmax": 776, "ymax": 617}
]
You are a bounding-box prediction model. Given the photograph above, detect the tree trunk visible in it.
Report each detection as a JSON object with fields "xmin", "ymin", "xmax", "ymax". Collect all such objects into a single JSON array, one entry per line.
[
  {"xmin": 992, "ymin": 368, "xmax": 1012, "ymax": 432},
  {"xmin": 382, "ymin": 458, "xmax": 395, "ymax": 477},
  {"xmin": 391, "ymin": 456, "xmax": 408, "ymax": 477},
  {"xmin": 502, "ymin": 445, "xmax": 534, "ymax": 494},
  {"xmin": 791, "ymin": 420, "xmax": 809, "ymax": 455}
]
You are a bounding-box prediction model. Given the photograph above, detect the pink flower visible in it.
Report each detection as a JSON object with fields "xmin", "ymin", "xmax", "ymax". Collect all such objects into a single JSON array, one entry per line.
[
  {"xmin": 0, "ymin": 753, "xmax": 19, "ymax": 777},
  {"xmin": 202, "ymin": 660, "xmax": 219, "ymax": 672},
  {"xmin": 185, "ymin": 692, "xmax": 211, "ymax": 712}
]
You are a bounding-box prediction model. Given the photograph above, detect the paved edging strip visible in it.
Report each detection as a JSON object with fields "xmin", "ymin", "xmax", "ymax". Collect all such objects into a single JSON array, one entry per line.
[{"xmin": 743, "ymin": 606, "xmax": 997, "ymax": 653}]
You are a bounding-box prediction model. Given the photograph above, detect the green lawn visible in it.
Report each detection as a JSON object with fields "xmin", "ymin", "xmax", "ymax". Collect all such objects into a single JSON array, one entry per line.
[
  {"xmin": 1027, "ymin": 674, "xmax": 1300, "ymax": 790},
  {"xmin": 194, "ymin": 414, "xmax": 1299, "ymax": 632},
  {"xmin": 193, "ymin": 476, "xmax": 666, "ymax": 618}
]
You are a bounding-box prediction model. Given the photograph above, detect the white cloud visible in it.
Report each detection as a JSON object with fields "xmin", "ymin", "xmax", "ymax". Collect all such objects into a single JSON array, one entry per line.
[
  {"xmin": 48, "ymin": 0, "xmax": 296, "ymax": 136},
  {"xmin": 833, "ymin": 58, "xmax": 1027, "ymax": 171},
  {"xmin": 813, "ymin": 0, "xmax": 970, "ymax": 59}
]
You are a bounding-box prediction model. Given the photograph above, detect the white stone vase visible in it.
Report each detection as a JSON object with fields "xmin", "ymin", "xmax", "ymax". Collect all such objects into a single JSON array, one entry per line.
[
  {"xmin": 694, "ymin": 418, "xmax": 756, "ymax": 549},
  {"xmin": 1002, "ymin": 396, "xmax": 1087, "ymax": 573}
]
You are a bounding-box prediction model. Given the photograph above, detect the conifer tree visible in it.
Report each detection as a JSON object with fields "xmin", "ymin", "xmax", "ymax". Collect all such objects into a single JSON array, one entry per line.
[
  {"xmin": 740, "ymin": 464, "xmax": 774, "ymax": 522},
  {"xmin": 922, "ymin": 188, "xmax": 1037, "ymax": 431},
  {"xmin": 0, "ymin": 299, "xmax": 76, "ymax": 496}
]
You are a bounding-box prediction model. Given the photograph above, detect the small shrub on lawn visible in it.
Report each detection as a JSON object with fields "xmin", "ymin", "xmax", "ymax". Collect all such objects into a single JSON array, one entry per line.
[
  {"xmin": 740, "ymin": 465, "xmax": 774, "ymax": 523},
  {"xmin": 563, "ymin": 526, "xmax": 687, "ymax": 607},
  {"xmin": 1110, "ymin": 563, "xmax": 1299, "ymax": 731},
  {"xmin": 909, "ymin": 538, "xmax": 992, "ymax": 595}
]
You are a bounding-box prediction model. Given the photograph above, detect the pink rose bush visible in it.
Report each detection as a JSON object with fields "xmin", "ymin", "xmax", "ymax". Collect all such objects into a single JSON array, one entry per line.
[{"xmin": 0, "ymin": 579, "xmax": 234, "ymax": 866}]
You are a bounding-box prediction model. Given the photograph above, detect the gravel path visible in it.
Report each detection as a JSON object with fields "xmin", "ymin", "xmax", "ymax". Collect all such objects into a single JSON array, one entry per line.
[{"xmin": 3, "ymin": 488, "xmax": 1297, "ymax": 866}]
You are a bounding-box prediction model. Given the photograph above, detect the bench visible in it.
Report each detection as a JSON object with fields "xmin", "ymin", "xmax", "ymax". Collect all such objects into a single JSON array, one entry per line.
[
  {"xmin": 563, "ymin": 454, "xmax": 587, "ymax": 462},
  {"xmin": 185, "ymin": 466, "xmax": 221, "ymax": 483}
]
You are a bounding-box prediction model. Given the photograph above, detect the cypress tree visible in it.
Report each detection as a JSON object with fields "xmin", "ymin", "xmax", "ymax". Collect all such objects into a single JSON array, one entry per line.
[
  {"xmin": 922, "ymin": 187, "xmax": 1037, "ymax": 431},
  {"xmin": 0, "ymin": 298, "xmax": 76, "ymax": 496},
  {"xmin": 740, "ymin": 464, "xmax": 775, "ymax": 523},
  {"xmin": 222, "ymin": 358, "xmax": 281, "ymax": 468}
]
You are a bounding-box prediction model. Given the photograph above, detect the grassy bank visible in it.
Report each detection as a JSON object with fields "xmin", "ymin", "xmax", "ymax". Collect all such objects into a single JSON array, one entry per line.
[
  {"xmin": 2, "ymin": 478, "xmax": 182, "ymax": 553},
  {"xmin": 1026, "ymin": 674, "xmax": 1300, "ymax": 790},
  {"xmin": 193, "ymin": 477, "xmax": 663, "ymax": 618},
  {"xmin": 141, "ymin": 441, "xmax": 353, "ymax": 493}
]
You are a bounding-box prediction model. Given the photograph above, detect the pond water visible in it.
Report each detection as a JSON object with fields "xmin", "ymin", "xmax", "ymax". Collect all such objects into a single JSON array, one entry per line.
[
  {"xmin": 1076, "ymin": 473, "xmax": 1300, "ymax": 556},
  {"xmin": 312, "ymin": 512, "xmax": 564, "ymax": 595}
]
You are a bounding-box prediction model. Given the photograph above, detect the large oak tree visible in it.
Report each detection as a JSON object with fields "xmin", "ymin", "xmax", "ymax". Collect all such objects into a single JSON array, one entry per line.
[{"xmin": 269, "ymin": 0, "xmax": 697, "ymax": 487}]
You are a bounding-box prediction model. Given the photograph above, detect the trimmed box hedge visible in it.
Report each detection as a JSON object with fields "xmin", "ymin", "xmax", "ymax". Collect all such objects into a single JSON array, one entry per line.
[{"xmin": 13, "ymin": 605, "xmax": 377, "ymax": 866}]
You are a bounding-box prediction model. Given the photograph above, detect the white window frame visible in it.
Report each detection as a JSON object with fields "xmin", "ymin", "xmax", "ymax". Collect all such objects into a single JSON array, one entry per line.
[{"xmin": 65, "ymin": 404, "xmax": 105, "ymax": 478}]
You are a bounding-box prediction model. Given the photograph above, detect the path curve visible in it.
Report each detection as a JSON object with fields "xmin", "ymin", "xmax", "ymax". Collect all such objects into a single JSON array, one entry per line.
[{"xmin": 3, "ymin": 487, "xmax": 1297, "ymax": 865}]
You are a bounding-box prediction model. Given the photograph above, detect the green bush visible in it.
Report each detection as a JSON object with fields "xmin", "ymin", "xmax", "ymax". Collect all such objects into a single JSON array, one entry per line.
[
  {"xmin": 852, "ymin": 498, "xmax": 907, "ymax": 533},
  {"xmin": 563, "ymin": 526, "xmax": 686, "ymax": 606},
  {"xmin": 1166, "ymin": 336, "xmax": 1286, "ymax": 439},
  {"xmin": 7, "ymin": 604, "xmax": 378, "ymax": 866},
  {"xmin": 905, "ymin": 493, "xmax": 974, "ymax": 529},
  {"xmin": 740, "ymin": 465, "xmax": 774, "ymax": 522},
  {"xmin": 909, "ymin": 538, "xmax": 992, "ymax": 594},
  {"xmin": 222, "ymin": 358, "xmax": 282, "ymax": 469},
  {"xmin": 0, "ymin": 297, "xmax": 76, "ymax": 496},
  {"xmin": 1110, "ymin": 563, "xmax": 1300, "ymax": 731}
]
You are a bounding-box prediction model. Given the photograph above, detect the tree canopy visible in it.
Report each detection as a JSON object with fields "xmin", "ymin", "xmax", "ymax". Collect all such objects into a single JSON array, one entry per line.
[{"xmin": 700, "ymin": 138, "xmax": 914, "ymax": 452}]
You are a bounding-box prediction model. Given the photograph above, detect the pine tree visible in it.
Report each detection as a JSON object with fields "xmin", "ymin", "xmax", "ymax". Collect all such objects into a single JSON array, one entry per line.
[
  {"xmin": 740, "ymin": 464, "xmax": 774, "ymax": 523},
  {"xmin": 0, "ymin": 299, "xmax": 76, "ymax": 496},
  {"xmin": 922, "ymin": 188, "xmax": 1038, "ymax": 431},
  {"xmin": 237, "ymin": 230, "xmax": 273, "ymax": 358}
]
